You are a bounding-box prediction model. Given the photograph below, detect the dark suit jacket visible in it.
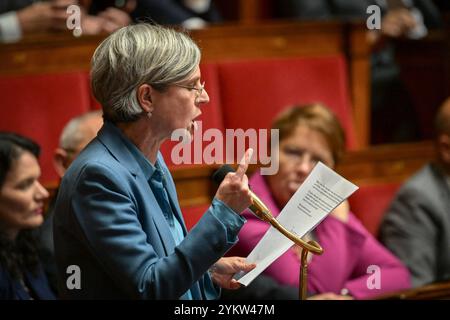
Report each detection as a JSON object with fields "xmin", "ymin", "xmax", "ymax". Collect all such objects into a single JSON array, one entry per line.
[
  {"xmin": 380, "ymin": 163, "xmax": 450, "ymax": 287},
  {"xmin": 277, "ymin": 0, "xmax": 441, "ymax": 28},
  {"xmin": 53, "ymin": 121, "xmax": 245, "ymax": 299},
  {"xmin": 0, "ymin": 0, "xmax": 33, "ymax": 14}
]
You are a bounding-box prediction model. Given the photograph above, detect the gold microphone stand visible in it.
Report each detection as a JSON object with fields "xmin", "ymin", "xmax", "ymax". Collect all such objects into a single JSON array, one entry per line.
[{"xmin": 249, "ymin": 191, "xmax": 323, "ymax": 300}]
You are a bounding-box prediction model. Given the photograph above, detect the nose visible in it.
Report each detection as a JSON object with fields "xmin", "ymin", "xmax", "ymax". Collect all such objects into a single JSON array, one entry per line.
[
  {"xmin": 35, "ymin": 181, "xmax": 49, "ymax": 201},
  {"xmin": 294, "ymin": 155, "xmax": 314, "ymax": 176},
  {"xmin": 196, "ymin": 88, "xmax": 210, "ymax": 106}
]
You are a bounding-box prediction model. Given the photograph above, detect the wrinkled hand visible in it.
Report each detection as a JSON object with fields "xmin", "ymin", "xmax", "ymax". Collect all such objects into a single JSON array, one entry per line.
[
  {"xmin": 381, "ymin": 8, "xmax": 417, "ymax": 38},
  {"xmin": 81, "ymin": 5, "xmax": 133, "ymax": 35},
  {"xmin": 308, "ymin": 292, "xmax": 354, "ymax": 300},
  {"xmin": 214, "ymin": 148, "xmax": 253, "ymax": 214},
  {"xmin": 17, "ymin": 0, "xmax": 75, "ymax": 33},
  {"xmin": 98, "ymin": 7, "xmax": 132, "ymax": 33},
  {"xmin": 209, "ymin": 257, "xmax": 256, "ymax": 289},
  {"xmin": 80, "ymin": 15, "xmax": 105, "ymax": 35}
]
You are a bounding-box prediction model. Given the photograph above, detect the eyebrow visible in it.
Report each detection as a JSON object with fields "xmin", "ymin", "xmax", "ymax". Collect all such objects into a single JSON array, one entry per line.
[{"xmin": 185, "ymin": 75, "xmax": 200, "ymax": 83}]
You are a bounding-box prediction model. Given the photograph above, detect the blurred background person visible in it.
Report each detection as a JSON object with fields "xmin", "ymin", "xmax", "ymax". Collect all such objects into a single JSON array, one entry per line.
[
  {"xmin": 0, "ymin": 0, "xmax": 75, "ymax": 43},
  {"xmin": 0, "ymin": 132, "xmax": 54, "ymax": 299},
  {"xmin": 82, "ymin": 0, "xmax": 134, "ymax": 35},
  {"xmin": 228, "ymin": 104, "xmax": 411, "ymax": 299},
  {"xmin": 88, "ymin": 0, "xmax": 222, "ymax": 29},
  {"xmin": 276, "ymin": 0, "xmax": 442, "ymax": 144},
  {"xmin": 0, "ymin": 0, "xmax": 132, "ymax": 43},
  {"xmin": 380, "ymin": 98, "xmax": 450, "ymax": 287},
  {"xmin": 36, "ymin": 110, "xmax": 103, "ymax": 294}
]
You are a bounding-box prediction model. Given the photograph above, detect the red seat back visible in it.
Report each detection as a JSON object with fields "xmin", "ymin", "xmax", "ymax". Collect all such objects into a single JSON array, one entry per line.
[
  {"xmin": 161, "ymin": 63, "xmax": 225, "ymax": 167},
  {"xmin": 181, "ymin": 204, "xmax": 211, "ymax": 230},
  {"xmin": 349, "ymin": 183, "xmax": 401, "ymax": 236},
  {"xmin": 217, "ymin": 56, "xmax": 356, "ymax": 154},
  {"xmin": 0, "ymin": 72, "xmax": 91, "ymax": 183}
]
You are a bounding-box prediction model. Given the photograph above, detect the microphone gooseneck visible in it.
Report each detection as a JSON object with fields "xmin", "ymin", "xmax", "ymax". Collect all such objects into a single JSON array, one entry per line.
[{"xmin": 211, "ymin": 165, "xmax": 323, "ymax": 254}]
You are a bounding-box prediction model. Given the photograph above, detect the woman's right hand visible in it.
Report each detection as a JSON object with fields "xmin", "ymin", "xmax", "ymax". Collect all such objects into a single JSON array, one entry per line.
[{"xmin": 214, "ymin": 149, "xmax": 253, "ymax": 214}]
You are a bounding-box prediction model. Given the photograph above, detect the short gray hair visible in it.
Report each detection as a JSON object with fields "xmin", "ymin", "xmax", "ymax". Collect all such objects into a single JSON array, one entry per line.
[
  {"xmin": 91, "ymin": 23, "xmax": 201, "ymax": 123},
  {"xmin": 59, "ymin": 110, "xmax": 102, "ymax": 150}
]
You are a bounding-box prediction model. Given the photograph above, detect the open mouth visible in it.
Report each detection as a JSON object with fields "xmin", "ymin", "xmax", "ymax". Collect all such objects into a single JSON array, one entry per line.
[
  {"xmin": 190, "ymin": 120, "xmax": 199, "ymax": 132},
  {"xmin": 188, "ymin": 113, "xmax": 201, "ymax": 134}
]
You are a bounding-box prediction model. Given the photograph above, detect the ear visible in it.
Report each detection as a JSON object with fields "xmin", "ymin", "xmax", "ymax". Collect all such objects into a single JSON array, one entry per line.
[
  {"xmin": 136, "ymin": 83, "xmax": 154, "ymax": 114},
  {"xmin": 437, "ymin": 134, "xmax": 450, "ymax": 164},
  {"xmin": 53, "ymin": 148, "xmax": 69, "ymax": 178}
]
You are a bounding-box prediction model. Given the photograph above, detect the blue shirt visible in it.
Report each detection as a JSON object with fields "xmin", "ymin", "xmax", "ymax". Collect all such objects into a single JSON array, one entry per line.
[{"xmin": 119, "ymin": 131, "xmax": 194, "ymax": 300}]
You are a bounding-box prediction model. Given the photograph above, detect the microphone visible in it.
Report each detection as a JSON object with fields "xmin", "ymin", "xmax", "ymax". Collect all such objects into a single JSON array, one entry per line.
[{"xmin": 211, "ymin": 165, "xmax": 323, "ymax": 253}]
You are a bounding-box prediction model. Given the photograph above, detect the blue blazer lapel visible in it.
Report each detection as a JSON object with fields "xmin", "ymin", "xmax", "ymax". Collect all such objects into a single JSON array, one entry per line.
[
  {"xmin": 157, "ymin": 153, "xmax": 189, "ymax": 234},
  {"xmin": 97, "ymin": 122, "xmax": 177, "ymax": 256},
  {"xmin": 137, "ymin": 173, "xmax": 177, "ymax": 255}
]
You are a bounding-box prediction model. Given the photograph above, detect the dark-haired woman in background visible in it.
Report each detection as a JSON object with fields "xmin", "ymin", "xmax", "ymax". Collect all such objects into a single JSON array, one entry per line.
[{"xmin": 0, "ymin": 132, "xmax": 55, "ymax": 300}]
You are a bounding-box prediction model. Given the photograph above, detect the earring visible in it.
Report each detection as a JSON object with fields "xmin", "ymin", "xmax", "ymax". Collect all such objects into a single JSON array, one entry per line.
[{"xmin": 147, "ymin": 111, "xmax": 152, "ymax": 118}]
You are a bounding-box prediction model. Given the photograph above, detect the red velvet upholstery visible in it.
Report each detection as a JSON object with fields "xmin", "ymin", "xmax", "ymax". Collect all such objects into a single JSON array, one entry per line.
[
  {"xmin": 0, "ymin": 72, "xmax": 91, "ymax": 183},
  {"xmin": 182, "ymin": 204, "xmax": 211, "ymax": 230},
  {"xmin": 349, "ymin": 183, "xmax": 401, "ymax": 236},
  {"xmin": 0, "ymin": 56, "xmax": 357, "ymax": 192},
  {"xmin": 217, "ymin": 56, "xmax": 356, "ymax": 153},
  {"xmin": 161, "ymin": 63, "xmax": 225, "ymax": 167}
]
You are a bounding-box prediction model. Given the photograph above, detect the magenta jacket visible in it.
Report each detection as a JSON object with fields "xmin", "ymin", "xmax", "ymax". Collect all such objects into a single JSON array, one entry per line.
[{"xmin": 229, "ymin": 173, "xmax": 411, "ymax": 299}]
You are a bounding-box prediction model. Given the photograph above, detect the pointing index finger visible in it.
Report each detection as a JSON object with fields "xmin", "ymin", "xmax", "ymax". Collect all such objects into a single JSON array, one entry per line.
[{"xmin": 235, "ymin": 148, "xmax": 253, "ymax": 179}]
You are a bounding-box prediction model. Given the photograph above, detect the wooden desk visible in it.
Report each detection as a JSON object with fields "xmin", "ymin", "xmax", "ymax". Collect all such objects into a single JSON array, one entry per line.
[
  {"xmin": 375, "ymin": 280, "xmax": 450, "ymax": 300},
  {"xmin": 169, "ymin": 141, "xmax": 434, "ymax": 208},
  {"xmin": 336, "ymin": 140, "xmax": 435, "ymax": 186}
]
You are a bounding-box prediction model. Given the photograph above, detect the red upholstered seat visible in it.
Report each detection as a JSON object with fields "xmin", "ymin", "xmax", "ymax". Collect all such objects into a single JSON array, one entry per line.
[
  {"xmin": 182, "ymin": 204, "xmax": 211, "ymax": 230},
  {"xmin": 349, "ymin": 183, "xmax": 401, "ymax": 236},
  {"xmin": 161, "ymin": 63, "xmax": 225, "ymax": 167},
  {"xmin": 217, "ymin": 56, "xmax": 356, "ymax": 153},
  {"xmin": 0, "ymin": 72, "xmax": 91, "ymax": 183}
]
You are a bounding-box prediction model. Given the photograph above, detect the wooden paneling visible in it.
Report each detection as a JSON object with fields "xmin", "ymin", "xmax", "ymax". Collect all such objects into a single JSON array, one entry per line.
[
  {"xmin": 0, "ymin": 32, "xmax": 101, "ymax": 75},
  {"xmin": 336, "ymin": 140, "xmax": 435, "ymax": 186},
  {"xmin": 43, "ymin": 141, "xmax": 435, "ymax": 215},
  {"xmin": 375, "ymin": 280, "xmax": 450, "ymax": 300},
  {"xmin": 169, "ymin": 141, "xmax": 435, "ymax": 208}
]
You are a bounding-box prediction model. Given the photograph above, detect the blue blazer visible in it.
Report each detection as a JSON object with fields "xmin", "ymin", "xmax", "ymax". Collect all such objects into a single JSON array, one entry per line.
[{"xmin": 53, "ymin": 122, "xmax": 245, "ymax": 299}]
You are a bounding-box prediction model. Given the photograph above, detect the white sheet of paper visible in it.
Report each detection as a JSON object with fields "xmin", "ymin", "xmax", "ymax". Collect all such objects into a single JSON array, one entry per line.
[{"xmin": 236, "ymin": 161, "xmax": 359, "ymax": 286}]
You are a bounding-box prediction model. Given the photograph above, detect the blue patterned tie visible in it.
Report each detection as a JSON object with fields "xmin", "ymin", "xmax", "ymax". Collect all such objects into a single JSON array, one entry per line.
[
  {"xmin": 150, "ymin": 168, "xmax": 175, "ymax": 227},
  {"xmin": 149, "ymin": 168, "xmax": 200, "ymax": 300}
]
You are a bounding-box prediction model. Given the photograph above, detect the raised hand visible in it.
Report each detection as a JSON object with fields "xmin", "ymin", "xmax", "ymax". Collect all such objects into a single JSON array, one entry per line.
[
  {"xmin": 214, "ymin": 148, "xmax": 253, "ymax": 214},
  {"xmin": 381, "ymin": 8, "xmax": 417, "ymax": 38}
]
